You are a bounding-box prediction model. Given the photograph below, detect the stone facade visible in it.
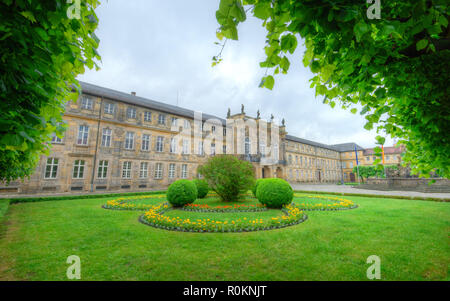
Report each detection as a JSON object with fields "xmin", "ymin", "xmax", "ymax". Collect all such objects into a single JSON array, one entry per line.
[{"xmin": 0, "ymin": 82, "xmax": 404, "ymax": 194}]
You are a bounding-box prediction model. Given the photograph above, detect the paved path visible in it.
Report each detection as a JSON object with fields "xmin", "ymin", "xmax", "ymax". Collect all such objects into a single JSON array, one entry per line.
[
  {"xmin": 1, "ymin": 184, "xmax": 449, "ymax": 200},
  {"xmin": 291, "ymin": 183, "xmax": 450, "ymax": 199}
]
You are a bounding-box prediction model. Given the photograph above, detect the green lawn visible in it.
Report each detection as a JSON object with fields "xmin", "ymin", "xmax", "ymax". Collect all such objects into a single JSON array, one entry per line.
[{"xmin": 0, "ymin": 193, "xmax": 449, "ymax": 281}]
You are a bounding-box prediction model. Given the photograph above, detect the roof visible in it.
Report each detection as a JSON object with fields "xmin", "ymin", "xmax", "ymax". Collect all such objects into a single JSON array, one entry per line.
[
  {"xmin": 285, "ymin": 135, "xmax": 339, "ymax": 151},
  {"xmin": 78, "ymin": 81, "xmax": 226, "ymax": 124},
  {"xmin": 363, "ymin": 145, "xmax": 405, "ymax": 155},
  {"xmin": 78, "ymin": 81, "xmax": 368, "ymax": 152},
  {"xmin": 331, "ymin": 142, "xmax": 365, "ymax": 152}
]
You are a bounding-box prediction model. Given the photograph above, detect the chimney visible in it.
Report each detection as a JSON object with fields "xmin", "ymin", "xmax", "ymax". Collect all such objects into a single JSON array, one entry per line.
[{"xmin": 131, "ymin": 91, "xmax": 136, "ymax": 96}]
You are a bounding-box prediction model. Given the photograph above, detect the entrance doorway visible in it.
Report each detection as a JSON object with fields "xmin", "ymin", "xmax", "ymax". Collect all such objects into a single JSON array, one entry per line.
[
  {"xmin": 276, "ymin": 167, "xmax": 283, "ymax": 178},
  {"xmin": 350, "ymin": 173, "xmax": 355, "ymax": 182}
]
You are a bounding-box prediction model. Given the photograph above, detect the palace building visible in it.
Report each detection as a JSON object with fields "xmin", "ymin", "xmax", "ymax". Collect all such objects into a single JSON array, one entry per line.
[{"xmin": 0, "ymin": 82, "xmax": 404, "ymax": 194}]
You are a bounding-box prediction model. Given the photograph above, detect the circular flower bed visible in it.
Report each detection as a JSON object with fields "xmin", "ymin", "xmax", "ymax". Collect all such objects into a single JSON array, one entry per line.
[
  {"xmin": 294, "ymin": 194, "xmax": 358, "ymax": 210},
  {"xmin": 102, "ymin": 192, "xmax": 358, "ymax": 233},
  {"xmin": 139, "ymin": 203, "xmax": 307, "ymax": 233}
]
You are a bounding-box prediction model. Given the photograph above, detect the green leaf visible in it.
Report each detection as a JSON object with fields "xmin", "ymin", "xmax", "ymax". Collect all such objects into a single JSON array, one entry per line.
[
  {"xmin": 253, "ymin": 2, "xmax": 271, "ymax": 19},
  {"xmin": 280, "ymin": 34, "xmax": 297, "ymax": 54},
  {"xmin": 279, "ymin": 56, "xmax": 290, "ymax": 73},
  {"xmin": 374, "ymin": 88, "xmax": 386, "ymax": 99},
  {"xmin": 342, "ymin": 63, "xmax": 354, "ymax": 75},
  {"xmin": 353, "ymin": 21, "xmax": 369, "ymax": 42},
  {"xmin": 20, "ymin": 11, "xmax": 36, "ymax": 23},
  {"xmin": 262, "ymin": 75, "xmax": 274, "ymax": 90},
  {"xmin": 375, "ymin": 136, "xmax": 386, "ymax": 145},
  {"xmin": 350, "ymin": 108, "xmax": 357, "ymax": 114},
  {"xmin": 416, "ymin": 39, "xmax": 428, "ymax": 51}
]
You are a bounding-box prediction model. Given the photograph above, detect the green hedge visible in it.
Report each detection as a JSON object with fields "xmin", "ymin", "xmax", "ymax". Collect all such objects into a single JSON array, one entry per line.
[
  {"xmin": 4, "ymin": 190, "xmax": 167, "ymax": 205},
  {"xmin": 193, "ymin": 179, "xmax": 209, "ymax": 198},
  {"xmin": 167, "ymin": 180, "xmax": 198, "ymax": 207},
  {"xmin": 294, "ymin": 190, "xmax": 449, "ymax": 202},
  {"xmin": 256, "ymin": 178, "xmax": 294, "ymax": 208}
]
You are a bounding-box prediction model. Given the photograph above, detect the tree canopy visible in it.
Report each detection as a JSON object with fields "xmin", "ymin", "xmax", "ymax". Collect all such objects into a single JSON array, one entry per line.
[
  {"xmin": 0, "ymin": 0, "xmax": 100, "ymax": 183},
  {"xmin": 214, "ymin": 0, "xmax": 450, "ymax": 179}
]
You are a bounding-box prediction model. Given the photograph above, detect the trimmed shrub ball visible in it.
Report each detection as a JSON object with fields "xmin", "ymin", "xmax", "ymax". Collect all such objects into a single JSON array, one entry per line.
[
  {"xmin": 193, "ymin": 179, "xmax": 209, "ymax": 198},
  {"xmin": 167, "ymin": 179, "xmax": 198, "ymax": 207},
  {"xmin": 256, "ymin": 178, "xmax": 293, "ymax": 208},
  {"xmin": 252, "ymin": 178, "xmax": 265, "ymax": 197}
]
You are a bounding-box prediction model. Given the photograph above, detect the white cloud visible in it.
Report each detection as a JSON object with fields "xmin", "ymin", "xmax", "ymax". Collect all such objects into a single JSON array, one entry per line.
[{"xmin": 78, "ymin": 0, "xmax": 394, "ymax": 149}]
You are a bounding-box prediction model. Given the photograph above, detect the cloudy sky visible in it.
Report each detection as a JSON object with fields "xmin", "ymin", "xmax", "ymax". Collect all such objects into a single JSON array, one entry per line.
[{"xmin": 78, "ymin": 0, "xmax": 394, "ymax": 148}]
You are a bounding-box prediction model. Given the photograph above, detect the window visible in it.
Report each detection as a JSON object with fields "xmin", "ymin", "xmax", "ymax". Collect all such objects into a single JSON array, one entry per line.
[
  {"xmin": 210, "ymin": 143, "xmax": 215, "ymax": 155},
  {"xmin": 198, "ymin": 141, "xmax": 204, "ymax": 155},
  {"xmin": 171, "ymin": 117, "xmax": 178, "ymax": 126},
  {"xmin": 125, "ymin": 132, "xmax": 135, "ymax": 150},
  {"xmin": 170, "ymin": 137, "xmax": 177, "ymax": 153},
  {"xmin": 72, "ymin": 160, "xmax": 85, "ymax": 179},
  {"xmin": 223, "ymin": 145, "xmax": 226, "ymax": 154},
  {"xmin": 104, "ymin": 103, "xmax": 115, "ymax": 114},
  {"xmin": 142, "ymin": 134, "xmax": 150, "ymax": 151},
  {"xmin": 98, "ymin": 160, "xmax": 108, "ymax": 178},
  {"xmin": 260, "ymin": 142, "xmax": 266, "ymax": 157},
  {"xmin": 181, "ymin": 164, "xmax": 188, "ymax": 179},
  {"xmin": 245, "ymin": 137, "xmax": 250, "ymax": 155},
  {"xmin": 158, "ymin": 114, "xmax": 166, "ymax": 125},
  {"xmin": 168, "ymin": 163, "xmax": 176, "ymax": 179},
  {"xmin": 211, "ymin": 125, "xmax": 215, "ymax": 133},
  {"xmin": 77, "ymin": 125, "xmax": 89, "ymax": 145},
  {"xmin": 51, "ymin": 133, "xmax": 62, "ymax": 144},
  {"xmin": 155, "ymin": 163, "xmax": 163, "ymax": 179},
  {"xmin": 81, "ymin": 96, "xmax": 93, "ymax": 110},
  {"xmin": 183, "ymin": 119, "xmax": 190, "ymax": 129},
  {"xmin": 122, "ymin": 161, "xmax": 132, "ymax": 178},
  {"xmin": 140, "ymin": 162, "xmax": 148, "ymax": 178},
  {"xmin": 127, "ymin": 107, "xmax": 136, "ymax": 119},
  {"xmin": 44, "ymin": 158, "xmax": 59, "ymax": 179},
  {"xmin": 273, "ymin": 143, "xmax": 279, "ymax": 160},
  {"xmin": 288, "ymin": 155, "xmax": 292, "ymax": 164},
  {"xmin": 223, "ymin": 128, "xmax": 227, "ymax": 136},
  {"xmin": 350, "ymin": 162, "xmax": 353, "ymax": 168},
  {"xmin": 144, "ymin": 111, "xmax": 152, "ymax": 122},
  {"xmin": 101, "ymin": 128, "xmax": 112, "ymax": 147},
  {"xmin": 182, "ymin": 139, "xmax": 189, "ymax": 154},
  {"xmin": 156, "ymin": 136, "xmax": 164, "ymax": 152}
]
